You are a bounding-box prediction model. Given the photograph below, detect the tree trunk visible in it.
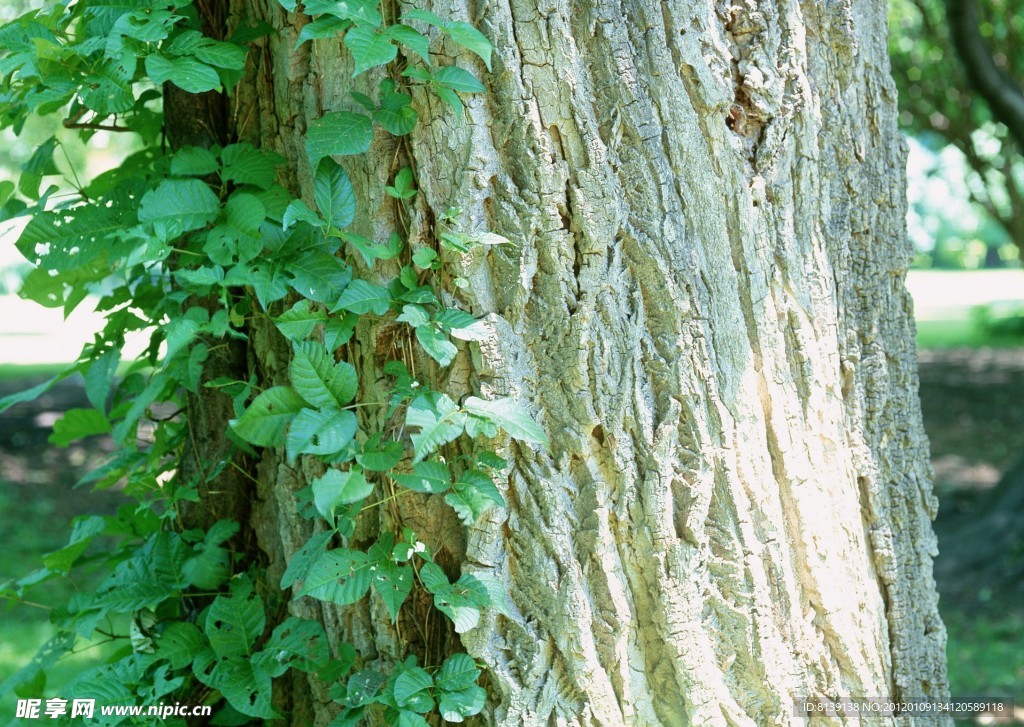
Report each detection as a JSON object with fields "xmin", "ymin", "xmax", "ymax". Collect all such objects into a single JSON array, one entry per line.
[{"xmin": 233, "ymin": 0, "xmax": 949, "ymax": 723}]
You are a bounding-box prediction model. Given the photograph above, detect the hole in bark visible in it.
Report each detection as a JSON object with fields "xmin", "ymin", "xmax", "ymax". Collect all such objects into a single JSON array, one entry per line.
[{"xmin": 592, "ymin": 425, "xmax": 606, "ymax": 445}]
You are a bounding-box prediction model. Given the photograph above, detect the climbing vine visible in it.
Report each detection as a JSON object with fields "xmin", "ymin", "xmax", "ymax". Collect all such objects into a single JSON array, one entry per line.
[{"xmin": 0, "ymin": 0, "xmax": 543, "ymax": 724}]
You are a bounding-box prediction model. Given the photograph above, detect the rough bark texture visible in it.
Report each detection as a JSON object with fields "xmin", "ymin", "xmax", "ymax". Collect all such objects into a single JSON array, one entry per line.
[{"xmin": 233, "ymin": 0, "xmax": 949, "ymax": 723}]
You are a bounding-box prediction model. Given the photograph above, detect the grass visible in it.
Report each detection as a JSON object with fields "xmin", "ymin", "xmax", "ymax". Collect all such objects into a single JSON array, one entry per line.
[
  {"xmin": 917, "ymin": 318, "xmax": 1024, "ymax": 349},
  {"xmin": 944, "ymin": 609, "xmax": 1024, "ymax": 711}
]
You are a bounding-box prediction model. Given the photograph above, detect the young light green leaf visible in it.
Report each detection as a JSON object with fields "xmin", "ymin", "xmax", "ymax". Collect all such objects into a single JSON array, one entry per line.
[
  {"xmin": 312, "ymin": 468, "xmax": 373, "ymax": 522},
  {"xmin": 445, "ymin": 22, "xmax": 493, "ymax": 71},
  {"xmin": 411, "ymin": 247, "xmax": 437, "ymax": 269},
  {"xmin": 290, "ymin": 340, "xmax": 358, "ymax": 408},
  {"xmin": 285, "ymin": 408, "xmax": 357, "ymax": 462},
  {"xmin": 415, "ymin": 325, "xmax": 458, "ymax": 366},
  {"xmin": 463, "ymin": 396, "xmax": 548, "ymax": 446},
  {"xmin": 332, "ymin": 279, "xmax": 392, "ymax": 316},
  {"xmin": 231, "ymin": 386, "xmax": 307, "ymax": 447},
  {"xmin": 344, "ymin": 26, "xmax": 397, "ymax": 76},
  {"xmin": 406, "ymin": 392, "xmax": 465, "ymax": 462},
  {"xmin": 306, "ymin": 111, "xmax": 373, "ymax": 166},
  {"xmin": 314, "ymin": 158, "xmax": 356, "ymax": 229}
]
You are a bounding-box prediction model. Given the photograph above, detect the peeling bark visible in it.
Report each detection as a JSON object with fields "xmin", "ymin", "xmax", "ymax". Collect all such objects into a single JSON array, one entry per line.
[{"xmin": 234, "ymin": 0, "xmax": 949, "ymax": 723}]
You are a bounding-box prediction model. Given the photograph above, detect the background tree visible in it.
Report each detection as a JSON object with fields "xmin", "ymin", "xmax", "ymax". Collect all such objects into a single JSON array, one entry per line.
[
  {"xmin": 0, "ymin": 0, "xmax": 949, "ymax": 724},
  {"xmin": 890, "ymin": 0, "xmax": 1024, "ymax": 258}
]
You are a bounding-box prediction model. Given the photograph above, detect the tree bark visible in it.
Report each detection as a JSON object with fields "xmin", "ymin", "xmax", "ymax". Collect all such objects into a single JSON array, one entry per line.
[{"xmin": 234, "ymin": 0, "xmax": 949, "ymax": 723}]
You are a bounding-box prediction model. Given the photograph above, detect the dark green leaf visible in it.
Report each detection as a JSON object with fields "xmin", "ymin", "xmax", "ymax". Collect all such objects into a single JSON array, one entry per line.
[
  {"xmin": 231, "ymin": 386, "xmax": 306, "ymax": 447},
  {"xmin": 333, "ymin": 279, "xmax": 392, "ymax": 315},
  {"xmin": 344, "ymin": 26, "xmax": 397, "ymax": 76},
  {"xmin": 306, "ymin": 111, "xmax": 373, "ymax": 166},
  {"xmin": 281, "ymin": 530, "xmax": 333, "ymax": 589},
  {"xmin": 314, "ymin": 159, "xmax": 356, "ymax": 229},
  {"xmin": 300, "ymin": 549, "xmax": 372, "ymax": 605},
  {"xmin": 393, "ymin": 667, "xmax": 433, "ymax": 710},
  {"xmin": 205, "ymin": 576, "xmax": 266, "ymax": 658},
  {"xmin": 297, "ymin": 16, "xmax": 351, "ymax": 47},
  {"xmin": 392, "ymin": 459, "xmax": 450, "ymax": 493},
  {"xmin": 312, "ymin": 468, "xmax": 373, "ymax": 521},
  {"xmin": 386, "ymin": 24, "xmax": 430, "ymax": 65},
  {"xmin": 415, "ymin": 325, "xmax": 458, "ymax": 366},
  {"xmin": 286, "ymin": 408, "xmax": 358, "ymax": 462},
  {"xmin": 291, "ymin": 340, "xmax": 358, "ymax": 408},
  {"xmin": 274, "ymin": 300, "xmax": 329, "ymax": 341},
  {"xmin": 433, "ymin": 65, "xmax": 486, "ymax": 93},
  {"xmin": 139, "ymin": 178, "xmax": 220, "ymax": 240},
  {"xmin": 145, "ymin": 53, "xmax": 221, "ymax": 93}
]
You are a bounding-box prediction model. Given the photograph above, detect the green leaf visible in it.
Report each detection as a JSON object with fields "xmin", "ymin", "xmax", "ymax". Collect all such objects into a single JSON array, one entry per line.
[
  {"xmin": 401, "ymin": 9, "xmax": 445, "ymax": 27},
  {"xmin": 281, "ymin": 530, "xmax": 334, "ymax": 589},
  {"xmin": 456, "ymin": 470, "xmax": 504, "ymax": 507},
  {"xmin": 325, "ymin": 312, "xmax": 358, "ymax": 349},
  {"xmin": 445, "ymin": 486, "xmax": 492, "ymax": 526},
  {"xmin": 254, "ymin": 617, "xmax": 331, "ymax": 677},
  {"xmin": 193, "ymin": 38, "xmax": 248, "ymax": 71},
  {"xmin": 300, "ymin": 549, "xmax": 372, "ymax": 605},
  {"xmin": 297, "ymin": 16, "xmax": 352, "ymax": 47},
  {"xmin": 222, "ymin": 143, "xmax": 282, "ymax": 190},
  {"xmin": 356, "ymin": 434, "xmax": 404, "ymax": 471},
  {"xmin": 306, "ymin": 111, "xmax": 373, "ymax": 166},
  {"xmin": 285, "ymin": 408, "xmax": 358, "ymax": 462},
  {"xmin": 139, "ymin": 178, "xmax": 220, "ymax": 240},
  {"xmin": 291, "ymin": 340, "xmax": 358, "ymax": 408},
  {"xmin": 344, "ymin": 26, "xmax": 397, "ymax": 76},
  {"xmin": 433, "ymin": 65, "xmax": 486, "ymax": 93},
  {"xmin": 341, "ymin": 231, "xmax": 401, "ymax": 266},
  {"xmin": 411, "ymin": 247, "xmax": 437, "ymax": 268},
  {"xmin": 436, "ymin": 653, "xmax": 481, "ymax": 693},
  {"xmin": 314, "ymin": 158, "xmax": 356, "ymax": 229},
  {"xmin": 406, "ymin": 392, "xmax": 465, "ymax": 462},
  {"xmin": 145, "ymin": 53, "xmax": 221, "ymax": 93},
  {"xmin": 371, "ymin": 560, "xmax": 412, "ymax": 622},
  {"xmin": 415, "ymin": 325, "xmax": 458, "ymax": 366},
  {"xmin": 48, "ymin": 408, "xmax": 110, "ymax": 447},
  {"xmin": 274, "ymin": 300, "xmax": 329, "ymax": 341},
  {"xmin": 438, "ymin": 686, "xmax": 486, "ymax": 722},
  {"xmin": 157, "ymin": 622, "xmax": 206, "ymax": 671},
  {"xmin": 463, "ymin": 396, "xmax": 548, "ymax": 446},
  {"xmin": 446, "ymin": 22, "xmax": 493, "ymax": 71},
  {"xmin": 434, "ymin": 85, "xmax": 464, "ymax": 119},
  {"xmin": 84, "ymin": 349, "xmax": 120, "ymax": 414},
  {"xmin": 393, "ymin": 667, "xmax": 433, "ymax": 710},
  {"xmin": 205, "ymin": 659, "xmax": 276, "ymax": 720},
  {"xmin": 397, "ymin": 304, "xmax": 430, "ymax": 328},
  {"xmin": 374, "ymin": 79, "xmax": 418, "ymax": 136},
  {"xmin": 182, "ymin": 541, "xmax": 231, "ymax": 590},
  {"xmin": 387, "ymin": 167, "xmax": 418, "ymax": 199},
  {"xmin": 305, "ymin": 0, "xmax": 382, "ymax": 25},
  {"xmin": 283, "ymin": 199, "xmax": 324, "ymax": 230},
  {"xmin": 386, "ymin": 24, "xmax": 430, "ymax": 64},
  {"xmin": 392, "ymin": 459, "xmax": 450, "ymax": 493},
  {"xmin": 312, "ymin": 468, "xmax": 373, "ymax": 522},
  {"xmin": 333, "ymin": 279, "xmax": 392, "ymax": 315},
  {"xmin": 205, "ymin": 576, "xmax": 266, "ymax": 658},
  {"xmin": 231, "ymin": 386, "xmax": 307, "ymax": 447},
  {"xmin": 345, "ymin": 670, "xmax": 386, "ymax": 707},
  {"xmin": 289, "ymin": 249, "xmax": 351, "ymax": 304}
]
